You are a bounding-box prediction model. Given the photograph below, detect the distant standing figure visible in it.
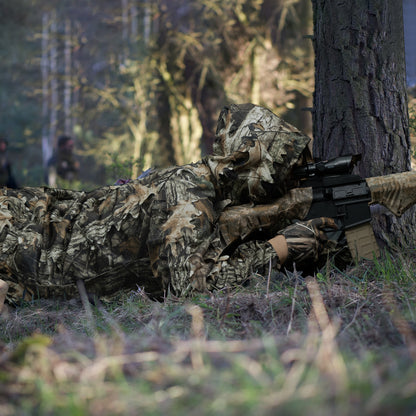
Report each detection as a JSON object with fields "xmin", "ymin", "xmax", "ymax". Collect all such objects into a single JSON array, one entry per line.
[
  {"xmin": 47, "ymin": 135, "xmax": 80, "ymax": 187},
  {"xmin": 0, "ymin": 138, "xmax": 18, "ymax": 188}
]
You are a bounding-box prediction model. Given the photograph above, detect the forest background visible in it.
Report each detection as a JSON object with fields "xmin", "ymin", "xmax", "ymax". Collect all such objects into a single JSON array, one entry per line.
[
  {"xmin": 2, "ymin": 0, "xmax": 415, "ymax": 189},
  {"xmin": 0, "ymin": 0, "xmax": 323, "ymax": 188}
]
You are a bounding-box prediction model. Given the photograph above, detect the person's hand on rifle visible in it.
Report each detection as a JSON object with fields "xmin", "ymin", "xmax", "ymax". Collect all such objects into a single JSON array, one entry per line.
[
  {"xmin": 0, "ymin": 279, "xmax": 9, "ymax": 316},
  {"xmin": 268, "ymin": 217, "xmax": 338, "ymax": 267}
]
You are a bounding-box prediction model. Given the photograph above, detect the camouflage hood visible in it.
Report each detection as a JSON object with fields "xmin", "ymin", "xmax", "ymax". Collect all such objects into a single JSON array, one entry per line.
[{"xmin": 205, "ymin": 103, "xmax": 312, "ymax": 204}]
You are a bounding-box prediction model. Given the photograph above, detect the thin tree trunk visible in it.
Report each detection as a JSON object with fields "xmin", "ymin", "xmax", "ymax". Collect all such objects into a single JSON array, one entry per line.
[
  {"xmin": 130, "ymin": 0, "xmax": 138, "ymax": 42},
  {"xmin": 312, "ymin": 0, "xmax": 415, "ymax": 247},
  {"xmin": 128, "ymin": 115, "xmax": 145, "ymax": 178},
  {"xmin": 64, "ymin": 19, "xmax": 72, "ymax": 136},
  {"xmin": 294, "ymin": 0, "xmax": 314, "ymax": 136},
  {"xmin": 72, "ymin": 22, "xmax": 81, "ymax": 136},
  {"xmin": 155, "ymin": 77, "xmax": 176, "ymax": 167},
  {"xmin": 41, "ymin": 12, "xmax": 51, "ymax": 169},
  {"xmin": 249, "ymin": 41, "xmax": 260, "ymax": 105},
  {"xmin": 143, "ymin": 0, "xmax": 152, "ymax": 45},
  {"xmin": 170, "ymin": 95, "xmax": 201, "ymax": 165},
  {"xmin": 49, "ymin": 12, "xmax": 58, "ymax": 150},
  {"xmin": 121, "ymin": 0, "xmax": 129, "ymax": 60}
]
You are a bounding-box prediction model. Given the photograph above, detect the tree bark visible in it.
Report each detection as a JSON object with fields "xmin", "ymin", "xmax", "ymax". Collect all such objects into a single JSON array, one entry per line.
[
  {"xmin": 312, "ymin": 0, "xmax": 415, "ymax": 247},
  {"xmin": 154, "ymin": 79, "xmax": 176, "ymax": 168},
  {"xmin": 312, "ymin": 0, "xmax": 410, "ymax": 175}
]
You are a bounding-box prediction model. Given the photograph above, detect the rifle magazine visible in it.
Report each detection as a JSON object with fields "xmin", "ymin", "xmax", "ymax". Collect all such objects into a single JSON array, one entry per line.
[{"xmin": 345, "ymin": 223, "xmax": 380, "ymax": 260}]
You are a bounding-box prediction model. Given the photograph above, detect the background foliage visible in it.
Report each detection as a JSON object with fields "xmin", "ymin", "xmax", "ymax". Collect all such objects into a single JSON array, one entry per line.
[{"xmin": 0, "ymin": 0, "xmax": 314, "ymax": 187}]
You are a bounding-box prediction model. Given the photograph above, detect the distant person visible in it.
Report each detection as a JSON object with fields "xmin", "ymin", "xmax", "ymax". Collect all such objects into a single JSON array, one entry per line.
[
  {"xmin": 47, "ymin": 135, "xmax": 80, "ymax": 187},
  {"xmin": 0, "ymin": 137, "xmax": 18, "ymax": 188}
]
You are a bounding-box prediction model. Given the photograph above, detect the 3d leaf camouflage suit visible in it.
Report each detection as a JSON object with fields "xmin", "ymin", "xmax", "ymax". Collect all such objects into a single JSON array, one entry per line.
[{"xmin": 0, "ymin": 104, "xmax": 332, "ymax": 304}]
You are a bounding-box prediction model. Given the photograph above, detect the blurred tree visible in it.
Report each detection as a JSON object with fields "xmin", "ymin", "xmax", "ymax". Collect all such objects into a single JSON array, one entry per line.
[
  {"xmin": 91, "ymin": 0, "xmax": 315, "ymax": 173},
  {"xmin": 154, "ymin": 0, "xmax": 314, "ymax": 156},
  {"xmin": 0, "ymin": 0, "xmax": 315, "ymax": 185},
  {"xmin": 0, "ymin": 0, "xmax": 42, "ymax": 185}
]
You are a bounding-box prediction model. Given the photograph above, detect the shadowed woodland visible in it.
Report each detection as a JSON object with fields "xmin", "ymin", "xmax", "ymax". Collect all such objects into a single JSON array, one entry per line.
[{"xmin": 0, "ymin": 0, "xmax": 315, "ymax": 188}]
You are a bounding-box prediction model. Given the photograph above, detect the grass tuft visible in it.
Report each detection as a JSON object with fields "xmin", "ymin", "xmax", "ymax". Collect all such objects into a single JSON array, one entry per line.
[{"xmin": 1, "ymin": 252, "xmax": 416, "ymax": 415}]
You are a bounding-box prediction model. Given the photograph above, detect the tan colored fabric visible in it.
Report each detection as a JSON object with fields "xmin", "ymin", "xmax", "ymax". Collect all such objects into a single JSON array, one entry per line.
[
  {"xmin": 268, "ymin": 235, "xmax": 288, "ymax": 264},
  {"xmin": 0, "ymin": 104, "xmax": 311, "ymax": 303},
  {"xmin": 366, "ymin": 170, "xmax": 416, "ymax": 216},
  {"xmin": 0, "ymin": 279, "xmax": 8, "ymax": 312}
]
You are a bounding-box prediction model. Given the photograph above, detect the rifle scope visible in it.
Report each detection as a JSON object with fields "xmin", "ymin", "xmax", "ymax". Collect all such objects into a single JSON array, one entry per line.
[{"xmin": 293, "ymin": 154, "xmax": 361, "ymax": 178}]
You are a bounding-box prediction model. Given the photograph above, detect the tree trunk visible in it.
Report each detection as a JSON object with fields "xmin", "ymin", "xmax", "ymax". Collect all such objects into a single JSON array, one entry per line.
[
  {"xmin": 64, "ymin": 19, "xmax": 72, "ymax": 136},
  {"xmin": 312, "ymin": 0, "xmax": 415, "ymax": 247},
  {"xmin": 41, "ymin": 12, "xmax": 51, "ymax": 169},
  {"xmin": 130, "ymin": 0, "xmax": 138, "ymax": 42},
  {"xmin": 154, "ymin": 79, "xmax": 176, "ymax": 168},
  {"xmin": 121, "ymin": 0, "xmax": 129, "ymax": 61},
  {"xmin": 49, "ymin": 12, "xmax": 58, "ymax": 150},
  {"xmin": 143, "ymin": 0, "xmax": 152, "ymax": 45}
]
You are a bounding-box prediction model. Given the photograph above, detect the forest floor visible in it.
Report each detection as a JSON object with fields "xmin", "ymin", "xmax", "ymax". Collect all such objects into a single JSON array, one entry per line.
[{"xmin": 1, "ymin": 249, "xmax": 416, "ymax": 415}]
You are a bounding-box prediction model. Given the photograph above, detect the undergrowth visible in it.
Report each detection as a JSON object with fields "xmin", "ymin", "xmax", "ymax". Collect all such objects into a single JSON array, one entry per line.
[{"xmin": 1, "ymin": 249, "xmax": 416, "ymax": 415}]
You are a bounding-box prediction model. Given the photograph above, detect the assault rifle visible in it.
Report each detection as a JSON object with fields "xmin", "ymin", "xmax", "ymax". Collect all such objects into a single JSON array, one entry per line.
[{"xmin": 218, "ymin": 155, "xmax": 416, "ymax": 261}]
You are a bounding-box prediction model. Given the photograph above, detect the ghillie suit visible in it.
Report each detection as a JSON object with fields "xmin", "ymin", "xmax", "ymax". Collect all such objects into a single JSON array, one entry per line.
[{"xmin": 0, "ymin": 104, "xmax": 312, "ymax": 304}]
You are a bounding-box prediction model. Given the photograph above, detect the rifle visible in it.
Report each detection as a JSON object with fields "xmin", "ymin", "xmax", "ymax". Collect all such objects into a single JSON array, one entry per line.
[{"xmin": 218, "ymin": 155, "xmax": 416, "ymax": 261}]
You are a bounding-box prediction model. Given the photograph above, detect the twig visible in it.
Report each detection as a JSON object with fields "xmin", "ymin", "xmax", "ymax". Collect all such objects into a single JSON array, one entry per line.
[
  {"xmin": 306, "ymin": 276, "xmax": 347, "ymax": 387},
  {"xmin": 80, "ymin": 337, "xmax": 279, "ymax": 382},
  {"xmin": 339, "ymin": 299, "xmax": 369, "ymax": 336},
  {"xmin": 219, "ymin": 291, "xmax": 231, "ymax": 330},
  {"xmin": 286, "ymin": 275, "xmax": 298, "ymax": 336},
  {"xmin": 76, "ymin": 279, "xmax": 95, "ymax": 333},
  {"xmin": 266, "ymin": 257, "xmax": 272, "ymax": 297},
  {"xmin": 185, "ymin": 304, "xmax": 205, "ymax": 369}
]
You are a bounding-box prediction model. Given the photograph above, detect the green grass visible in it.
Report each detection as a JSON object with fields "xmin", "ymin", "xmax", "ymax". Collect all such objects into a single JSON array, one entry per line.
[{"xmin": 1, "ymin": 250, "xmax": 416, "ymax": 415}]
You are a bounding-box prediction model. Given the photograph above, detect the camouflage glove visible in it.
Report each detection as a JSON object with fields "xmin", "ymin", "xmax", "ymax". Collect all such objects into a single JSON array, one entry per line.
[{"xmin": 277, "ymin": 217, "xmax": 338, "ymax": 266}]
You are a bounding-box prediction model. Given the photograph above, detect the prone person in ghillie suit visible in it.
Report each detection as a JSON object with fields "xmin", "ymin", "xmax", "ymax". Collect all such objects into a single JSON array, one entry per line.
[{"xmin": 0, "ymin": 104, "xmax": 339, "ymax": 311}]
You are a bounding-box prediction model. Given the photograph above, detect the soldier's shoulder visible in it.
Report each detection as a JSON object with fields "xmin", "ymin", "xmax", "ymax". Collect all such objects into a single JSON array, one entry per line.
[{"xmin": 138, "ymin": 163, "xmax": 211, "ymax": 185}]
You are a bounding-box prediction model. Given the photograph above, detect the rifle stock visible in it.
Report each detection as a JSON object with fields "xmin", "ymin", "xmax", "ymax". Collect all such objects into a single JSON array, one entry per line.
[
  {"xmin": 366, "ymin": 170, "xmax": 416, "ymax": 216},
  {"xmin": 218, "ymin": 169, "xmax": 416, "ymax": 262}
]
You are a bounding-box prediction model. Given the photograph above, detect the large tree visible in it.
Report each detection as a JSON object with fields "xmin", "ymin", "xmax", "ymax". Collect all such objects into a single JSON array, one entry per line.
[{"xmin": 312, "ymin": 0, "xmax": 415, "ymax": 246}]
